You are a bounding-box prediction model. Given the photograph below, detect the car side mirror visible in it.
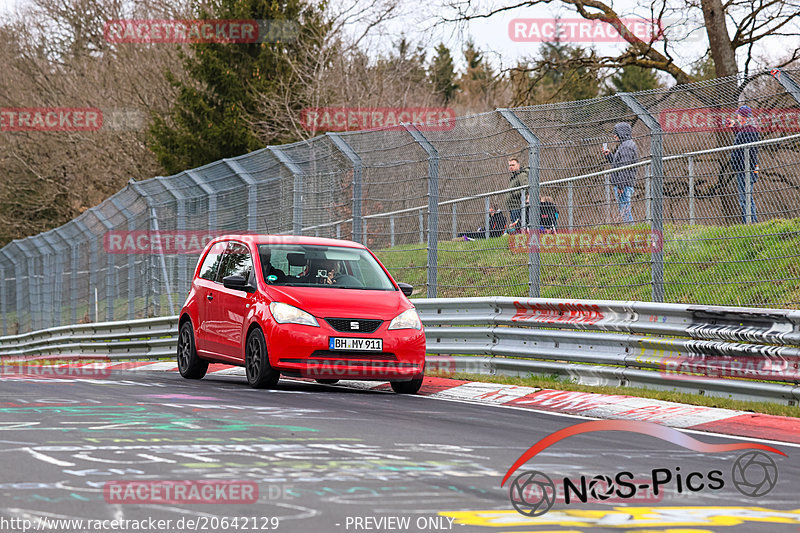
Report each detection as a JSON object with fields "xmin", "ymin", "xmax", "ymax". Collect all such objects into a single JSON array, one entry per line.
[
  {"xmin": 223, "ymin": 275, "xmax": 254, "ymax": 292},
  {"xmin": 397, "ymin": 282, "xmax": 413, "ymax": 297}
]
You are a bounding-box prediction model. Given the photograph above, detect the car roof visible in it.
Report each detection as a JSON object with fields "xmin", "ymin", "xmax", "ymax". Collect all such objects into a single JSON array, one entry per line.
[{"xmin": 209, "ymin": 234, "xmax": 368, "ymax": 250}]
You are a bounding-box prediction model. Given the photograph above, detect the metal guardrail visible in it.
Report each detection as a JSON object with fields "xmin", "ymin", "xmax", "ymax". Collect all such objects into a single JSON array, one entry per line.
[{"xmin": 1, "ymin": 297, "xmax": 800, "ymax": 404}]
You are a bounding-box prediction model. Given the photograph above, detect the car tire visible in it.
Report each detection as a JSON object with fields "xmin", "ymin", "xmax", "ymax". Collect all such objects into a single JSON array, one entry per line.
[
  {"xmin": 245, "ymin": 328, "xmax": 280, "ymax": 389},
  {"xmin": 315, "ymin": 379, "xmax": 339, "ymax": 384},
  {"xmin": 390, "ymin": 377, "xmax": 423, "ymax": 394},
  {"xmin": 177, "ymin": 321, "xmax": 208, "ymax": 379}
]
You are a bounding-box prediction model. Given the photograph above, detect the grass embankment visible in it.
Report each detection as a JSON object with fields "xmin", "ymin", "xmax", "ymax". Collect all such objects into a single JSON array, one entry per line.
[
  {"xmin": 378, "ymin": 219, "xmax": 800, "ymax": 416},
  {"xmin": 377, "ymin": 218, "xmax": 800, "ymax": 307}
]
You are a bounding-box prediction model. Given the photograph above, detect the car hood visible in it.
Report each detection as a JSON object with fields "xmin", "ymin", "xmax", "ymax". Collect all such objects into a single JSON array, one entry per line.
[{"xmin": 265, "ymin": 286, "xmax": 410, "ymax": 319}]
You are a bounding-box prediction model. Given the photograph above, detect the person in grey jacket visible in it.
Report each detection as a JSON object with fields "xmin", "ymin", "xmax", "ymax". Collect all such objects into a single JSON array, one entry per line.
[
  {"xmin": 602, "ymin": 122, "xmax": 639, "ymax": 223},
  {"xmin": 506, "ymin": 158, "xmax": 528, "ymax": 232}
]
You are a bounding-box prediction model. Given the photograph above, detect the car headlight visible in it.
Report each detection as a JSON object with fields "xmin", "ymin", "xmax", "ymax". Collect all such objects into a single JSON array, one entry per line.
[
  {"xmin": 388, "ymin": 308, "xmax": 422, "ymax": 330},
  {"xmin": 269, "ymin": 302, "xmax": 319, "ymax": 327}
]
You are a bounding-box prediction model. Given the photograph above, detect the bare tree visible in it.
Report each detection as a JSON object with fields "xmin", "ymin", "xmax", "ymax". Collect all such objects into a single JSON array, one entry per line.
[{"xmin": 439, "ymin": 0, "xmax": 800, "ymax": 83}]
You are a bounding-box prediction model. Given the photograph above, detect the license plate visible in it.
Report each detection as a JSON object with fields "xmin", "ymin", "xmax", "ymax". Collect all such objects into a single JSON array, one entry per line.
[{"xmin": 329, "ymin": 337, "xmax": 383, "ymax": 351}]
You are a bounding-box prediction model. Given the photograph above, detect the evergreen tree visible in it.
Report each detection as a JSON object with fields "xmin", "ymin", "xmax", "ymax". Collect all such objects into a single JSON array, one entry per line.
[
  {"xmin": 148, "ymin": 0, "xmax": 329, "ymax": 175},
  {"xmin": 458, "ymin": 40, "xmax": 495, "ymax": 107},
  {"xmin": 429, "ymin": 43, "xmax": 458, "ymax": 104},
  {"xmin": 609, "ymin": 64, "xmax": 662, "ymax": 94},
  {"xmin": 535, "ymin": 33, "xmax": 601, "ymax": 102}
]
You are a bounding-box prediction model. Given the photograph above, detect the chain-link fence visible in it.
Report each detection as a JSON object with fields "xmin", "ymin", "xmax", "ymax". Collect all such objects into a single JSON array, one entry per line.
[{"xmin": 3, "ymin": 68, "xmax": 800, "ymax": 334}]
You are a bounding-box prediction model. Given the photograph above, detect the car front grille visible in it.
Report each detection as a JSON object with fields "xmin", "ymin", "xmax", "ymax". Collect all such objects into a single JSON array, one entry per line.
[{"xmin": 325, "ymin": 318, "xmax": 383, "ymax": 333}]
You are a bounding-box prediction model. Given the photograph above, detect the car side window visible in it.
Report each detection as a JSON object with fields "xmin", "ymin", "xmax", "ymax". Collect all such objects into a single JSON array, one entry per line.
[
  {"xmin": 198, "ymin": 241, "xmax": 227, "ymax": 281},
  {"xmin": 216, "ymin": 242, "xmax": 253, "ymax": 282}
]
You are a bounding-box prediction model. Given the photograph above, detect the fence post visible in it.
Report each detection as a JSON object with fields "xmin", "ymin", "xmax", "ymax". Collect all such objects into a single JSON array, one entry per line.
[
  {"xmin": 223, "ymin": 159, "xmax": 260, "ymax": 232},
  {"xmin": 269, "ymin": 147, "xmax": 304, "ymax": 235},
  {"xmin": 484, "ymin": 197, "xmax": 490, "ymax": 239},
  {"xmin": 390, "ymin": 216, "xmax": 395, "ymax": 246},
  {"xmin": 14, "ymin": 240, "xmax": 42, "ymax": 331},
  {"xmin": 688, "ymin": 156, "xmax": 695, "ymax": 225},
  {"xmin": 110, "ymin": 196, "xmax": 138, "ymax": 320},
  {"xmin": 31, "ymin": 235, "xmax": 57, "ymax": 328},
  {"xmin": 75, "ymin": 221, "xmax": 97, "ymax": 322},
  {"xmin": 605, "ymin": 172, "xmax": 612, "ymax": 221},
  {"xmin": 645, "ymin": 166, "xmax": 652, "ymax": 223},
  {"xmin": 744, "ymin": 147, "xmax": 752, "ymax": 224},
  {"xmin": 619, "ymin": 92, "xmax": 665, "ymax": 303},
  {"xmin": 0, "ymin": 250, "xmax": 14, "ymax": 334},
  {"xmin": 418, "ymin": 209, "xmax": 424, "ymax": 244},
  {"xmin": 0, "ymin": 263, "xmax": 5, "ymax": 335},
  {"xmin": 184, "ymin": 170, "xmax": 217, "ymax": 231},
  {"xmin": 451, "ymin": 204, "xmax": 457, "ymax": 238},
  {"xmin": 54, "ymin": 227, "xmax": 78, "ymax": 325},
  {"xmin": 41, "ymin": 231, "xmax": 66, "ymax": 327},
  {"xmin": 327, "ymin": 133, "xmax": 363, "ymax": 243},
  {"xmin": 568, "ymin": 181, "xmax": 574, "ymax": 229},
  {"xmin": 156, "ymin": 177, "xmax": 187, "ymax": 309},
  {"xmin": 498, "ymin": 108, "xmax": 541, "ymax": 297},
  {"xmin": 90, "ymin": 208, "xmax": 117, "ymax": 321},
  {"xmin": 405, "ymin": 124, "xmax": 439, "ymax": 298},
  {"xmin": 130, "ymin": 179, "xmax": 176, "ymax": 316},
  {"xmin": 773, "ymin": 68, "xmax": 800, "ymax": 104}
]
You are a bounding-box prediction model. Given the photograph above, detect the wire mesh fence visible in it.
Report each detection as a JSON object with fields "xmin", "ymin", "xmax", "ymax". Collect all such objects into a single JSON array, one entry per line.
[{"xmin": 2, "ymin": 67, "xmax": 800, "ymax": 334}]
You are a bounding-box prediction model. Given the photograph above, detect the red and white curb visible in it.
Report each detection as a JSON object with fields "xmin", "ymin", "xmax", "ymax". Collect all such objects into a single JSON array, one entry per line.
[{"xmin": 4, "ymin": 360, "xmax": 800, "ymax": 444}]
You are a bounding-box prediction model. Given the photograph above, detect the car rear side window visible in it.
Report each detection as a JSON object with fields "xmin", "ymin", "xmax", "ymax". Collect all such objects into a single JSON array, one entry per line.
[
  {"xmin": 198, "ymin": 241, "xmax": 227, "ymax": 281},
  {"xmin": 216, "ymin": 242, "xmax": 253, "ymax": 282}
]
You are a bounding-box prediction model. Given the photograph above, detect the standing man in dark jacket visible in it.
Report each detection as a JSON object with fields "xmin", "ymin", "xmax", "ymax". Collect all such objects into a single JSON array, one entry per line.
[
  {"xmin": 506, "ymin": 158, "xmax": 528, "ymax": 232},
  {"xmin": 602, "ymin": 122, "xmax": 639, "ymax": 223},
  {"xmin": 729, "ymin": 105, "xmax": 759, "ymax": 223}
]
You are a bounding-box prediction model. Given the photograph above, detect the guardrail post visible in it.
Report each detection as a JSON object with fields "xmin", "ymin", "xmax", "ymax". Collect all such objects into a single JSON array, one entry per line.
[
  {"xmin": 326, "ymin": 133, "xmax": 363, "ymax": 243},
  {"xmin": 619, "ymin": 92, "xmax": 665, "ymax": 303},
  {"xmin": 223, "ymin": 159, "xmax": 260, "ymax": 232},
  {"xmin": 75, "ymin": 221, "xmax": 97, "ymax": 322},
  {"xmin": 110, "ymin": 196, "xmax": 138, "ymax": 320},
  {"xmin": 688, "ymin": 156, "xmax": 695, "ymax": 225},
  {"xmin": 498, "ymin": 108, "xmax": 541, "ymax": 297},
  {"xmin": 130, "ymin": 180, "xmax": 176, "ymax": 316},
  {"xmin": 405, "ymin": 124, "xmax": 439, "ymax": 298},
  {"xmin": 90, "ymin": 208, "xmax": 117, "ymax": 321},
  {"xmin": 269, "ymin": 147, "xmax": 304, "ymax": 235},
  {"xmin": 184, "ymin": 170, "xmax": 217, "ymax": 231},
  {"xmin": 156, "ymin": 177, "xmax": 187, "ymax": 310},
  {"xmin": 54, "ymin": 227, "xmax": 78, "ymax": 325}
]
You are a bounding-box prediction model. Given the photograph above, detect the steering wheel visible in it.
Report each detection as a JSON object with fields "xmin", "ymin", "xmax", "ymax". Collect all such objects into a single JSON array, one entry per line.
[{"xmin": 332, "ymin": 274, "xmax": 363, "ymax": 287}]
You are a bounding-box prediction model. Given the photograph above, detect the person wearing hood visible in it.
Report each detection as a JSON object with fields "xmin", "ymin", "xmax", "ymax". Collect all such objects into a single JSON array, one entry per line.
[
  {"xmin": 603, "ymin": 122, "xmax": 639, "ymax": 223},
  {"xmin": 728, "ymin": 105, "xmax": 759, "ymax": 223}
]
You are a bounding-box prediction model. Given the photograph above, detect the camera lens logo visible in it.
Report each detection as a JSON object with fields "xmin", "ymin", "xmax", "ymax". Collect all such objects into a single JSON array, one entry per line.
[
  {"xmin": 732, "ymin": 451, "xmax": 778, "ymax": 497},
  {"xmin": 508, "ymin": 471, "xmax": 555, "ymax": 517}
]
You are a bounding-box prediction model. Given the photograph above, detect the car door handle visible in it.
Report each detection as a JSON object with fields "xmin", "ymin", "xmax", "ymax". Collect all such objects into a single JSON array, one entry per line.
[{"xmin": 207, "ymin": 294, "xmax": 213, "ymax": 301}]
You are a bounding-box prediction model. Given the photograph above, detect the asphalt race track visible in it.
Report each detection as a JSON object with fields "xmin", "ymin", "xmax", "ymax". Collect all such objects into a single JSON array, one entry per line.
[{"xmin": 0, "ymin": 368, "xmax": 798, "ymax": 533}]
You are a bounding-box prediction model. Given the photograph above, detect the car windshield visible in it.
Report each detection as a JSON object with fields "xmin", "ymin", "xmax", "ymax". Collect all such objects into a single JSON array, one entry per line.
[{"xmin": 258, "ymin": 244, "xmax": 396, "ymax": 290}]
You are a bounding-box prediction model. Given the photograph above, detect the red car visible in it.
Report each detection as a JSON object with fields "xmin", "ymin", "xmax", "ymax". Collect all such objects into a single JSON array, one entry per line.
[{"xmin": 177, "ymin": 235, "xmax": 426, "ymax": 393}]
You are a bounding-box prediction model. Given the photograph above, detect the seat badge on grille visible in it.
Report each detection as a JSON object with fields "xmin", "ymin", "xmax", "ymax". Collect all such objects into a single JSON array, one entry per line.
[{"xmin": 350, "ymin": 321, "xmax": 360, "ymax": 330}]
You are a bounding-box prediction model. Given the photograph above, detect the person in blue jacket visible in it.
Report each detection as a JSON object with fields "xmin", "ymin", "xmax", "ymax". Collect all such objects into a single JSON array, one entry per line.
[{"xmin": 603, "ymin": 122, "xmax": 639, "ymax": 223}]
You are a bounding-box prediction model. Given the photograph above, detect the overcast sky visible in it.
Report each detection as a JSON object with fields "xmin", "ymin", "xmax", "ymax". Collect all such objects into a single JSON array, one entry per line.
[{"xmin": 1, "ymin": 0, "xmax": 797, "ymax": 82}]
